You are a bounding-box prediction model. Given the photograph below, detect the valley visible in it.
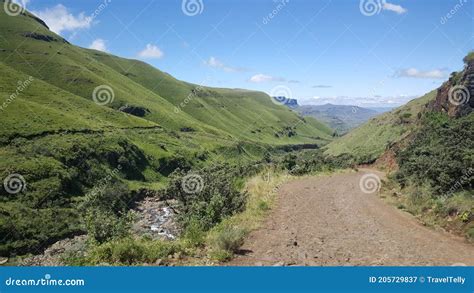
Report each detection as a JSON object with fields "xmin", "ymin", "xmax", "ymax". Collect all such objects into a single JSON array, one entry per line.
[
  {"xmin": 0, "ymin": 1, "xmax": 472, "ymax": 268},
  {"xmin": 296, "ymin": 104, "xmax": 381, "ymax": 134}
]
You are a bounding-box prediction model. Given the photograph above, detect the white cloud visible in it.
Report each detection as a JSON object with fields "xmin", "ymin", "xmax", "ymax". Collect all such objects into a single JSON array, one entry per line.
[
  {"xmin": 12, "ymin": 0, "xmax": 30, "ymax": 6},
  {"xmin": 32, "ymin": 4, "xmax": 92, "ymax": 35},
  {"xmin": 138, "ymin": 44, "xmax": 164, "ymax": 59},
  {"xmin": 248, "ymin": 73, "xmax": 285, "ymax": 83},
  {"xmin": 204, "ymin": 57, "xmax": 247, "ymax": 72},
  {"xmin": 383, "ymin": 2, "xmax": 407, "ymax": 14},
  {"xmin": 88, "ymin": 39, "xmax": 107, "ymax": 52},
  {"xmin": 395, "ymin": 68, "xmax": 447, "ymax": 79}
]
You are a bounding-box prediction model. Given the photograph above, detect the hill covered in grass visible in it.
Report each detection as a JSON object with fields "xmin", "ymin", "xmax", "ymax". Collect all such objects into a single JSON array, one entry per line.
[
  {"xmin": 0, "ymin": 4, "xmax": 333, "ymax": 256},
  {"xmin": 0, "ymin": 5, "xmax": 331, "ymax": 144},
  {"xmin": 324, "ymin": 91, "xmax": 436, "ymax": 162}
]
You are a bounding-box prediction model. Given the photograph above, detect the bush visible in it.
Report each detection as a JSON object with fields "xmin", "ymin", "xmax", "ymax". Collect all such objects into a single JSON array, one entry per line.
[
  {"xmin": 181, "ymin": 219, "xmax": 206, "ymax": 248},
  {"xmin": 85, "ymin": 209, "xmax": 133, "ymax": 244},
  {"xmin": 165, "ymin": 165, "xmax": 247, "ymax": 231},
  {"xmin": 81, "ymin": 181, "xmax": 133, "ymax": 214},
  {"xmin": 88, "ymin": 238, "xmax": 180, "ymax": 265},
  {"xmin": 277, "ymin": 150, "xmax": 352, "ymax": 175},
  {"xmin": 82, "ymin": 181, "xmax": 136, "ymax": 244},
  {"xmin": 208, "ymin": 225, "xmax": 246, "ymax": 261},
  {"xmin": 210, "ymin": 226, "xmax": 245, "ymax": 252},
  {"xmin": 208, "ymin": 249, "xmax": 233, "ymax": 262},
  {"xmin": 395, "ymin": 113, "xmax": 473, "ymax": 195}
]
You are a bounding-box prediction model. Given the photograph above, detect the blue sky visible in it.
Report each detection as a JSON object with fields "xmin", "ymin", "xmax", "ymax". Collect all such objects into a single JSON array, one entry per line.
[{"xmin": 21, "ymin": 0, "xmax": 474, "ymax": 107}]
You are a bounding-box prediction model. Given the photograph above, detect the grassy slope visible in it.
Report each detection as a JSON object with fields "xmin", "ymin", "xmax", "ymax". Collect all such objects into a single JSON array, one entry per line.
[
  {"xmin": 324, "ymin": 91, "xmax": 436, "ymax": 161},
  {"xmin": 0, "ymin": 7, "xmax": 332, "ymax": 145},
  {"xmin": 0, "ymin": 5, "xmax": 333, "ymax": 255},
  {"xmin": 92, "ymin": 52, "xmax": 333, "ymax": 144}
]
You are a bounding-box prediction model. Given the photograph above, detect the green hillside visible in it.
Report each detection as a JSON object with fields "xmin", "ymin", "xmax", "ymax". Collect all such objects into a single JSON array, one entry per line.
[
  {"xmin": 324, "ymin": 91, "xmax": 437, "ymax": 162},
  {"xmin": 94, "ymin": 54, "xmax": 333, "ymax": 144},
  {"xmin": 0, "ymin": 6, "xmax": 332, "ymax": 144},
  {"xmin": 0, "ymin": 5, "xmax": 333, "ymax": 256}
]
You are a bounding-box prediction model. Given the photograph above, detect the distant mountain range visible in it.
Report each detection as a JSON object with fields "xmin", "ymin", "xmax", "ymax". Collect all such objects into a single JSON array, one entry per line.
[{"xmin": 296, "ymin": 104, "xmax": 381, "ymax": 134}]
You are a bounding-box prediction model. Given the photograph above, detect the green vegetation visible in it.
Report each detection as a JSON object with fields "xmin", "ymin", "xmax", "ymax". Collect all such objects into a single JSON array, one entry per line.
[
  {"xmin": 165, "ymin": 165, "xmax": 256, "ymax": 231},
  {"xmin": 69, "ymin": 237, "xmax": 182, "ymax": 266},
  {"xmin": 387, "ymin": 112, "xmax": 473, "ymax": 240},
  {"xmin": 395, "ymin": 112, "xmax": 473, "ymax": 194},
  {"xmin": 463, "ymin": 51, "xmax": 474, "ymax": 64},
  {"xmin": 0, "ymin": 7, "xmax": 332, "ymax": 145},
  {"xmin": 1, "ymin": 3, "xmax": 472, "ymax": 266},
  {"xmin": 0, "ymin": 6, "xmax": 334, "ymax": 258},
  {"xmin": 324, "ymin": 91, "xmax": 437, "ymax": 163},
  {"xmin": 59, "ymin": 152, "xmax": 348, "ymax": 266}
]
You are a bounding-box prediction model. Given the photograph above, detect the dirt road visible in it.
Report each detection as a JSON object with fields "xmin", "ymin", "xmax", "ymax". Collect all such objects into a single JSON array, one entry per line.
[{"xmin": 228, "ymin": 171, "xmax": 474, "ymax": 266}]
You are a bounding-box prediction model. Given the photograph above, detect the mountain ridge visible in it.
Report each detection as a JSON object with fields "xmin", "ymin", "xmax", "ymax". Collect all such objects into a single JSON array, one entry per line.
[{"xmin": 297, "ymin": 103, "xmax": 379, "ymax": 134}]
